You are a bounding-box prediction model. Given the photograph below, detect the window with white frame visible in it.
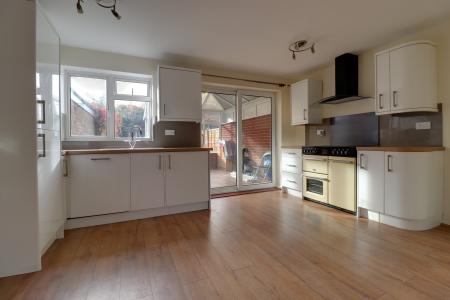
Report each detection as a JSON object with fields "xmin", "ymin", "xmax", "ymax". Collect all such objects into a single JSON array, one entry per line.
[{"xmin": 65, "ymin": 70, "xmax": 152, "ymax": 140}]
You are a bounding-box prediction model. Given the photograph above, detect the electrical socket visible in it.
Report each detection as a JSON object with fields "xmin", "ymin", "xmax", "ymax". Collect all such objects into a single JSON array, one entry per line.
[
  {"xmin": 165, "ymin": 129, "xmax": 175, "ymax": 136},
  {"xmin": 415, "ymin": 122, "xmax": 431, "ymax": 130}
]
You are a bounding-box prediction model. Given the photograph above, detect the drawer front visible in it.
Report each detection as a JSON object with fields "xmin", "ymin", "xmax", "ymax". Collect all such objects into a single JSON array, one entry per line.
[
  {"xmin": 282, "ymin": 149, "xmax": 302, "ymax": 174},
  {"xmin": 303, "ymin": 155, "xmax": 328, "ymax": 174},
  {"xmin": 282, "ymin": 172, "xmax": 302, "ymax": 191}
]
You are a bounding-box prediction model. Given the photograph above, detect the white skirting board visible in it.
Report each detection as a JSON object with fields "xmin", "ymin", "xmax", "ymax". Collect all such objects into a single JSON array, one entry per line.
[
  {"xmin": 65, "ymin": 201, "xmax": 210, "ymax": 229},
  {"xmin": 358, "ymin": 208, "xmax": 442, "ymax": 231}
]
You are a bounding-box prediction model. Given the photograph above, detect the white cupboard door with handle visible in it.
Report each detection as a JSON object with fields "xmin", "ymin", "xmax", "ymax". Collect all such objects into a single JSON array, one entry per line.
[
  {"xmin": 389, "ymin": 43, "xmax": 437, "ymax": 112},
  {"xmin": 130, "ymin": 153, "xmax": 165, "ymax": 211},
  {"xmin": 158, "ymin": 66, "xmax": 202, "ymax": 122},
  {"xmin": 357, "ymin": 151, "xmax": 385, "ymax": 213},
  {"xmin": 68, "ymin": 154, "xmax": 131, "ymax": 218},
  {"xmin": 165, "ymin": 152, "xmax": 209, "ymax": 206},
  {"xmin": 375, "ymin": 52, "xmax": 391, "ymax": 114},
  {"xmin": 291, "ymin": 80, "xmax": 309, "ymax": 125},
  {"xmin": 384, "ymin": 152, "xmax": 437, "ymax": 220}
]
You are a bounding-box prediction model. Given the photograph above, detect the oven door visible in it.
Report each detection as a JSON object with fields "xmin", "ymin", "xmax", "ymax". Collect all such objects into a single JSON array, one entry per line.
[{"xmin": 303, "ymin": 171, "xmax": 328, "ymax": 203}]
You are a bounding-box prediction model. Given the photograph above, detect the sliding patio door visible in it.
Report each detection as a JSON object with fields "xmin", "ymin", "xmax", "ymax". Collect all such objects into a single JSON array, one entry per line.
[{"xmin": 201, "ymin": 88, "xmax": 275, "ymax": 194}]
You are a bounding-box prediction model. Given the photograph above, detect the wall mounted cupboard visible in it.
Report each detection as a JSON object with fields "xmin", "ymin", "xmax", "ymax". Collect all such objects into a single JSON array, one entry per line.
[
  {"xmin": 375, "ymin": 41, "xmax": 438, "ymax": 115},
  {"xmin": 290, "ymin": 79, "xmax": 323, "ymax": 125},
  {"xmin": 157, "ymin": 65, "xmax": 202, "ymax": 122}
]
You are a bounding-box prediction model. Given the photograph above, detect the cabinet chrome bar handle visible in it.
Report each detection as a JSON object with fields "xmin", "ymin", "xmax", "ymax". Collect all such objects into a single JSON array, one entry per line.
[
  {"xmin": 287, "ymin": 164, "xmax": 297, "ymax": 168},
  {"xmin": 158, "ymin": 154, "xmax": 162, "ymax": 170},
  {"xmin": 393, "ymin": 91, "xmax": 398, "ymax": 107},
  {"xmin": 360, "ymin": 154, "xmax": 365, "ymax": 169},
  {"xmin": 90, "ymin": 157, "xmax": 111, "ymax": 161},
  {"xmin": 37, "ymin": 100, "xmax": 46, "ymax": 124},
  {"xmin": 168, "ymin": 154, "xmax": 171, "ymax": 170},
  {"xmin": 163, "ymin": 104, "xmax": 166, "ymax": 115},
  {"xmin": 287, "ymin": 152, "xmax": 297, "ymax": 156},
  {"xmin": 287, "ymin": 180, "xmax": 297, "ymax": 184},
  {"xmin": 303, "ymin": 108, "xmax": 307, "ymax": 120},
  {"xmin": 304, "ymin": 157, "xmax": 327, "ymax": 162},
  {"xmin": 378, "ymin": 94, "xmax": 383, "ymax": 110},
  {"xmin": 37, "ymin": 133, "xmax": 46, "ymax": 158},
  {"xmin": 387, "ymin": 155, "xmax": 393, "ymax": 172},
  {"xmin": 63, "ymin": 159, "xmax": 69, "ymax": 177}
]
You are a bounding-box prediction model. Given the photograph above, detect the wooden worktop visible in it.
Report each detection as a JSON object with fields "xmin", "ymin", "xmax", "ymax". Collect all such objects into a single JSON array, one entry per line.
[
  {"xmin": 63, "ymin": 147, "xmax": 212, "ymax": 155},
  {"xmin": 357, "ymin": 146, "xmax": 445, "ymax": 152}
]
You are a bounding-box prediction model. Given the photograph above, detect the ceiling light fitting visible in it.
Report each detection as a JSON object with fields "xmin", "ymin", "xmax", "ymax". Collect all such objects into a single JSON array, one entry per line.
[
  {"xmin": 76, "ymin": 0, "xmax": 121, "ymax": 20},
  {"xmin": 289, "ymin": 40, "xmax": 315, "ymax": 60}
]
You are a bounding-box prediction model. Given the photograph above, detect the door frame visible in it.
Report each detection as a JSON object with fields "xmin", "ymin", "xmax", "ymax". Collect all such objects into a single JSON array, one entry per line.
[{"xmin": 202, "ymin": 87, "xmax": 277, "ymax": 195}]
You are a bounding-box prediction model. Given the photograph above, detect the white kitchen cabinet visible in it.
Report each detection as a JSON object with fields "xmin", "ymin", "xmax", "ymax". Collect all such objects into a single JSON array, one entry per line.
[
  {"xmin": 281, "ymin": 148, "xmax": 302, "ymax": 193},
  {"xmin": 357, "ymin": 149, "xmax": 443, "ymax": 230},
  {"xmin": 68, "ymin": 154, "xmax": 131, "ymax": 218},
  {"xmin": 165, "ymin": 151, "xmax": 210, "ymax": 206},
  {"xmin": 157, "ymin": 65, "xmax": 202, "ymax": 122},
  {"xmin": 131, "ymin": 153, "xmax": 165, "ymax": 211},
  {"xmin": 290, "ymin": 79, "xmax": 322, "ymax": 125},
  {"xmin": 384, "ymin": 152, "xmax": 442, "ymax": 221},
  {"xmin": 357, "ymin": 151, "xmax": 385, "ymax": 213},
  {"xmin": 375, "ymin": 41, "xmax": 437, "ymax": 115},
  {"xmin": 37, "ymin": 130, "xmax": 64, "ymax": 253},
  {"xmin": 374, "ymin": 52, "xmax": 391, "ymax": 114}
]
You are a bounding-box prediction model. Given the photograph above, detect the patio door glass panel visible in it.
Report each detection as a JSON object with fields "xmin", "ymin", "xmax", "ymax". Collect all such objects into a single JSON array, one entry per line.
[
  {"xmin": 240, "ymin": 93, "xmax": 273, "ymax": 186},
  {"xmin": 201, "ymin": 92, "xmax": 237, "ymax": 190}
]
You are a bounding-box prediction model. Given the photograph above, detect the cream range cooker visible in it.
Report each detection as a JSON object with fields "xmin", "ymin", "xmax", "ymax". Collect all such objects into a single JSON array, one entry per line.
[{"xmin": 302, "ymin": 146, "xmax": 357, "ymax": 213}]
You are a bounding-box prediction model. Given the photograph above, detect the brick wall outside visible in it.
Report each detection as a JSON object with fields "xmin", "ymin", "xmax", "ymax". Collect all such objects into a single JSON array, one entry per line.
[{"xmin": 220, "ymin": 114, "xmax": 272, "ymax": 167}]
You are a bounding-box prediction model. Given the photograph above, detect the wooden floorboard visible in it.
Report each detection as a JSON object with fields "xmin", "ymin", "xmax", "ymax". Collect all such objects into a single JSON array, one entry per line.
[{"xmin": 2, "ymin": 191, "xmax": 450, "ymax": 299}]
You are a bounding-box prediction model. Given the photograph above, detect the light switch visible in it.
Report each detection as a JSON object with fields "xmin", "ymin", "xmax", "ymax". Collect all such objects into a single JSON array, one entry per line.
[
  {"xmin": 165, "ymin": 129, "xmax": 175, "ymax": 136},
  {"xmin": 415, "ymin": 122, "xmax": 431, "ymax": 130}
]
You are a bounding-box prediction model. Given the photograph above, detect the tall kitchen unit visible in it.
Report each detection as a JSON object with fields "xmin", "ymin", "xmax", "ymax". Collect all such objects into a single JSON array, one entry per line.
[{"xmin": 36, "ymin": 7, "xmax": 64, "ymax": 255}]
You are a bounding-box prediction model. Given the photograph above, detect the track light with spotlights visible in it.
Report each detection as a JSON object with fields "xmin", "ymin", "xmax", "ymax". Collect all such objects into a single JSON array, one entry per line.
[{"xmin": 75, "ymin": 0, "xmax": 122, "ymax": 20}]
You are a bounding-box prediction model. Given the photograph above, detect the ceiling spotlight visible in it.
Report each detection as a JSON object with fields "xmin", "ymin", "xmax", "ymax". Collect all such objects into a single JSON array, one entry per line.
[
  {"xmin": 289, "ymin": 40, "xmax": 316, "ymax": 60},
  {"xmin": 111, "ymin": 6, "xmax": 121, "ymax": 20},
  {"xmin": 76, "ymin": 0, "xmax": 83, "ymax": 14},
  {"xmin": 75, "ymin": 0, "xmax": 122, "ymax": 19}
]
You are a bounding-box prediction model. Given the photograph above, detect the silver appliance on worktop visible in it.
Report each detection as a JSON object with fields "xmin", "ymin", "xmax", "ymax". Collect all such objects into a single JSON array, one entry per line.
[{"xmin": 302, "ymin": 146, "xmax": 357, "ymax": 213}]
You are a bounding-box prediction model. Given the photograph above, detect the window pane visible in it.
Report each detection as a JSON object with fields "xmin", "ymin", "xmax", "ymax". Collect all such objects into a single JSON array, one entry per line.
[
  {"xmin": 70, "ymin": 76, "xmax": 107, "ymax": 136},
  {"xmin": 114, "ymin": 100, "xmax": 151, "ymax": 138},
  {"xmin": 116, "ymin": 81, "xmax": 148, "ymax": 96}
]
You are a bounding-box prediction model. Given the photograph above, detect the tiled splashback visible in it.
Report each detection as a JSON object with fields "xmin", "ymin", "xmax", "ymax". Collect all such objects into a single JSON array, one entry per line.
[
  {"xmin": 62, "ymin": 121, "xmax": 201, "ymax": 150},
  {"xmin": 306, "ymin": 109, "xmax": 443, "ymax": 147}
]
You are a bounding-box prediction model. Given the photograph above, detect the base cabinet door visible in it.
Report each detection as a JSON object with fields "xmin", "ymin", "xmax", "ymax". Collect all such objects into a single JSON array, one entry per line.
[
  {"xmin": 165, "ymin": 152, "xmax": 209, "ymax": 206},
  {"xmin": 131, "ymin": 153, "xmax": 165, "ymax": 211},
  {"xmin": 357, "ymin": 151, "xmax": 385, "ymax": 213},
  {"xmin": 384, "ymin": 152, "xmax": 437, "ymax": 220},
  {"xmin": 69, "ymin": 154, "xmax": 131, "ymax": 218}
]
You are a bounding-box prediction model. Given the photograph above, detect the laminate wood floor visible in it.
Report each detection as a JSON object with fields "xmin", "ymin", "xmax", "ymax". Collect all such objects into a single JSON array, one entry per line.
[{"xmin": 2, "ymin": 191, "xmax": 450, "ymax": 300}]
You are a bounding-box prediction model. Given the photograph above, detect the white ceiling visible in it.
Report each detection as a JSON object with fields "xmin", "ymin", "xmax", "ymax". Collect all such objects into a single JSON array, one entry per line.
[{"xmin": 39, "ymin": 0, "xmax": 450, "ymax": 80}]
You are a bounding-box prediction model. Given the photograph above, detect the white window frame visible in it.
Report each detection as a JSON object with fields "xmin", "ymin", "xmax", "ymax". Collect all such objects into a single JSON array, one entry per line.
[{"xmin": 63, "ymin": 68, "xmax": 153, "ymax": 141}]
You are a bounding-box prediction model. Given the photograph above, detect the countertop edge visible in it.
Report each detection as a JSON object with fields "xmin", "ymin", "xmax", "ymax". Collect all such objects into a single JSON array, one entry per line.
[
  {"xmin": 64, "ymin": 147, "xmax": 213, "ymax": 155},
  {"xmin": 357, "ymin": 146, "xmax": 445, "ymax": 152}
]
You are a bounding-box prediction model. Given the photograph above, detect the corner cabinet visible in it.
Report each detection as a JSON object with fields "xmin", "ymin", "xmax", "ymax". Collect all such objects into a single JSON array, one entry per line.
[
  {"xmin": 290, "ymin": 79, "xmax": 323, "ymax": 125},
  {"xmin": 157, "ymin": 65, "xmax": 202, "ymax": 122},
  {"xmin": 357, "ymin": 149, "xmax": 443, "ymax": 230},
  {"xmin": 375, "ymin": 41, "xmax": 437, "ymax": 115}
]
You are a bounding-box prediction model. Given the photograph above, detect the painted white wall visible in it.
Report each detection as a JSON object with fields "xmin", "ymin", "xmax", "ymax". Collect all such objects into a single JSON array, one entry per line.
[{"xmin": 0, "ymin": 0, "xmax": 41, "ymax": 276}]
